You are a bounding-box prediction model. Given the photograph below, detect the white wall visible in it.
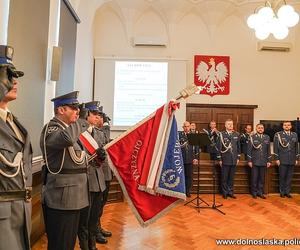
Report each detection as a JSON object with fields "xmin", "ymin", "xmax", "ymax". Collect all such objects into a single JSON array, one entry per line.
[
  {"xmin": 73, "ymin": 0, "xmax": 105, "ymax": 102},
  {"xmin": 92, "ymin": 1, "xmax": 300, "ymax": 129}
]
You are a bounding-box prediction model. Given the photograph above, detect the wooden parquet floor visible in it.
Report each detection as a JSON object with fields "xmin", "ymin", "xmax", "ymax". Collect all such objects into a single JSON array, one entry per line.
[{"xmin": 33, "ymin": 194, "xmax": 300, "ymax": 250}]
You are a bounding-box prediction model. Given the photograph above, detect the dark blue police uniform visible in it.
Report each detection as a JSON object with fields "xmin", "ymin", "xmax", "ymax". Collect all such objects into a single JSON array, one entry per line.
[
  {"xmin": 206, "ymin": 129, "xmax": 219, "ymax": 161},
  {"xmin": 217, "ymin": 131, "xmax": 241, "ymax": 198},
  {"xmin": 241, "ymin": 132, "xmax": 251, "ymax": 157},
  {"xmin": 247, "ymin": 133, "xmax": 271, "ymax": 197},
  {"xmin": 274, "ymin": 131, "xmax": 299, "ymax": 197},
  {"xmin": 179, "ymin": 131, "xmax": 199, "ymax": 196}
]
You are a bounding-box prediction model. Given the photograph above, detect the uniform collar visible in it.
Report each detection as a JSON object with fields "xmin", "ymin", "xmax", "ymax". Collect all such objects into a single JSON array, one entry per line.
[
  {"xmin": 55, "ymin": 117, "xmax": 69, "ymax": 128},
  {"xmin": 0, "ymin": 107, "xmax": 10, "ymax": 122}
]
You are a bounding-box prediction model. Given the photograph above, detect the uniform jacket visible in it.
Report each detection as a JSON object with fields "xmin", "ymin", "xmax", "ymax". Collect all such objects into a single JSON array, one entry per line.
[
  {"xmin": 178, "ymin": 131, "xmax": 199, "ymax": 164},
  {"xmin": 0, "ymin": 113, "xmax": 32, "ymax": 249},
  {"xmin": 247, "ymin": 133, "xmax": 271, "ymax": 166},
  {"xmin": 100, "ymin": 125, "xmax": 113, "ymax": 181},
  {"xmin": 207, "ymin": 129, "xmax": 219, "ymax": 155},
  {"xmin": 274, "ymin": 131, "xmax": 299, "ymax": 165},
  {"xmin": 217, "ymin": 131, "xmax": 241, "ymax": 165},
  {"xmin": 87, "ymin": 127, "xmax": 106, "ymax": 192},
  {"xmin": 40, "ymin": 117, "xmax": 89, "ymax": 210},
  {"xmin": 241, "ymin": 132, "xmax": 251, "ymax": 155}
]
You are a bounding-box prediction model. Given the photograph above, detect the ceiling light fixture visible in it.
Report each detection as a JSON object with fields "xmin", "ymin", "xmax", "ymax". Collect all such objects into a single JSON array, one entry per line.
[{"xmin": 247, "ymin": 1, "xmax": 299, "ymax": 40}]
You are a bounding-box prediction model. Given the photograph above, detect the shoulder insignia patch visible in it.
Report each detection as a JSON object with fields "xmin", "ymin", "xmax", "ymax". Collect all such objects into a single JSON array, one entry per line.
[{"xmin": 47, "ymin": 126, "xmax": 58, "ymax": 134}]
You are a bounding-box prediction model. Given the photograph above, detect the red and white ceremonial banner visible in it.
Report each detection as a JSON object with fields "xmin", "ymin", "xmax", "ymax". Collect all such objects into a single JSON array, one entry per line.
[
  {"xmin": 104, "ymin": 102, "xmax": 186, "ymax": 227},
  {"xmin": 194, "ymin": 55, "xmax": 230, "ymax": 97},
  {"xmin": 79, "ymin": 131, "xmax": 99, "ymax": 155}
]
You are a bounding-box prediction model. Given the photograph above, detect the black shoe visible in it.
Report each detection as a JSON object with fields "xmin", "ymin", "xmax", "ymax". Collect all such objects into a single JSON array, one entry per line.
[
  {"xmin": 286, "ymin": 194, "xmax": 292, "ymax": 198},
  {"xmin": 228, "ymin": 194, "xmax": 237, "ymax": 199},
  {"xmin": 252, "ymin": 194, "xmax": 257, "ymax": 199},
  {"xmin": 186, "ymin": 193, "xmax": 191, "ymax": 198},
  {"xmin": 101, "ymin": 228, "xmax": 112, "ymax": 237},
  {"xmin": 96, "ymin": 232, "xmax": 108, "ymax": 244},
  {"xmin": 223, "ymin": 194, "xmax": 227, "ymax": 199},
  {"xmin": 258, "ymin": 194, "xmax": 266, "ymax": 199},
  {"xmin": 280, "ymin": 193, "xmax": 285, "ymax": 198}
]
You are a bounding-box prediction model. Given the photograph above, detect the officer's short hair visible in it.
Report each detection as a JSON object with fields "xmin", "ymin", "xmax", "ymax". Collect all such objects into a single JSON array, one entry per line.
[
  {"xmin": 225, "ymin": 119, "xmax": 233, "ymax": 123},
  {"xmin": 256, "ymin": 123, "xmax": 264, "ymax": 127},
  {"xmin": 283, "ymin": 121, "xmax": 291, "ymax": 125},
  {"xmin": 245, "ymin": 124, "xmax": 252, "ymax": 128}
]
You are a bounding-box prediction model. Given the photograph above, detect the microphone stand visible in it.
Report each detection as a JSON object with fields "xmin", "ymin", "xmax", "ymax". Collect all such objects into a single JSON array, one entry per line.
[
  {"xmin": 184, "ymin": 156, "xmax": 209, "ymax": 212},
  {"xmin": 202, "ymin": 129, "xmax": 225, "ymax": 215}
]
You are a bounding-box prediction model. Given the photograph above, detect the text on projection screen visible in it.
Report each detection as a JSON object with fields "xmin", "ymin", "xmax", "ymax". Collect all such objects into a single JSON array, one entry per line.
[{"xmin": 113, "ymin": 61, "xmax": 168, "ymax": 126}]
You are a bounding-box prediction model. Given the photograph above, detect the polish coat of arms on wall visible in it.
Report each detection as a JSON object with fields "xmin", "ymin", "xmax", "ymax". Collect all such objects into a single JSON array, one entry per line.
[{"xmin": 194, "ymin": 55, "xmax": 230, "ymax": 97}]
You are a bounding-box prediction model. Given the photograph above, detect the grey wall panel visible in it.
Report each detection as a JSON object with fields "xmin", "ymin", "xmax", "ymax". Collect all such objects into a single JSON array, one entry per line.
[
  {"xmin": 56, "ymin": 0, "xmax": 77, "ymax": 96},
  {"xmin": 8, "ymin": 0, "xmax": 50, "ymax": 156}
]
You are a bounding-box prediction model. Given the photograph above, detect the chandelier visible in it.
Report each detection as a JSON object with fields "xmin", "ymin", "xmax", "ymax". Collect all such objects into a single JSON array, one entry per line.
[{"xmin": 247, "ymin": 1, "xmax": 299, "ymax": 40}]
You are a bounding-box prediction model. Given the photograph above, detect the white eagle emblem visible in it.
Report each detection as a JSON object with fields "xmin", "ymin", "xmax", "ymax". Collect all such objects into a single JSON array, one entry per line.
[{"xmin": 196, "ymin": 58, "xmax": 228, "ymax": 94}]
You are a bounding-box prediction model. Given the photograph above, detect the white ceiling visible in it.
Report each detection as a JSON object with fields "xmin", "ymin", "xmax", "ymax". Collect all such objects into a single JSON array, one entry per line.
[{"xmin": 72, "ymin": 0, "xmax": 300, "ymax": 13}]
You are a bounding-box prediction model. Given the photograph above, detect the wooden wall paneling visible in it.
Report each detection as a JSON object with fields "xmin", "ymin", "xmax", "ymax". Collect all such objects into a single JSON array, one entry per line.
[
  {"xmin": 31, "ymin": 171, "xmax": 45, "ymax": 245},
  {"xmin": 186, "ymin": 104, "xmax": 257, "ymax": 133},
  {"xmin": 186, "ymin": 107, "xmax": 212, "ymax": 131},
  {"xmin": 108, "ymin": 176, "xmax": 124, "ymax": 203},
  {"xmin": 212, "ymin": 108, "xmax": 237, "ymax": 131},
  {"xmin": 237, "ymin": 108, "xmax": 254, "ymax": 132}
]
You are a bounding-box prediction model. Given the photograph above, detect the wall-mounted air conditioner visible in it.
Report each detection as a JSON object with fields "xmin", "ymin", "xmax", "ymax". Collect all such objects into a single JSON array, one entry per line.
[
  {"xmin": 257, "ymin": 41, "xmax": 292, "ymax": 52},
  {"xmin": 132, "ymin": 36, "xmax": 168, "ymax": 47}
]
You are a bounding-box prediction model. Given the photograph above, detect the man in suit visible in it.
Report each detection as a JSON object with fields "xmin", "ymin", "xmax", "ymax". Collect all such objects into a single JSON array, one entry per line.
[
  {"xmin": 95, "ymin": 109, "xmax": 113, "ymax": 243},
  {"xmin": 274, "ymin": 121, "xmax": 299, "ymax": 198},
  {"xmin": 179, "ymin": 121, "xmax": 199, "ymax": 197},
  {"xmin": 0, "ymin": 45, "xmax": 32, "ymax": 250},
  {"xmin": 40, "ymin": 91, "xmax": 90, "ymax": 250},
  {"xmin": 217, "ymin": 119, "xmax": 241, "ymax": 199},
  {"xmin": 247, "ymin": 124, "xmax": 271, "ymax": 199},
  {"xmin": 77, "ymin": 101, "xmax": 107, "ymax": 250},
  {"xmin": 241, "ymin": 124, "xmax": 252, "ymax": 158}
]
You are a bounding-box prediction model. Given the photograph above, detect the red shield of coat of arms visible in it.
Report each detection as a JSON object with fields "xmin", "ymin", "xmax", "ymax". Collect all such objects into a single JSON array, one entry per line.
[{"xmin": 194, "ymin": 55, "xmax": 230, "ymax": 97}]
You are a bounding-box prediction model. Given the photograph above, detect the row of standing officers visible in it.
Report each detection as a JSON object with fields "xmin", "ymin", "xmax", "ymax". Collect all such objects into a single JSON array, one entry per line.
[
  {"xmin": 179, "ymin": 119, "xmax": 299, "ymax": 200},
  {"xmin": 0, "ymin": 45, "xmax": 112, "ymax": 250}
]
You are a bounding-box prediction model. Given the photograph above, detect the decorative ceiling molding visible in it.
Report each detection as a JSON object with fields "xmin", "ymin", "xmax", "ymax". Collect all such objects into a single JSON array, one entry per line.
[{"xmin": 91, "ymin": 0, "xmax": 300, "ymax": 42}]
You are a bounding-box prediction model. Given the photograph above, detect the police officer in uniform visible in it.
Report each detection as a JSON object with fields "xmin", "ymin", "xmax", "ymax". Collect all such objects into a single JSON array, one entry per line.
[
  {"xmin": 77, "ymin": 101, "xmax": 107, "ymax": 250},
  {"xmin": 247, "ymin": 124, "xmax": 271, "ymax": 199},
  {"xmin": 206, "ymin": 120, "xmax": 219, "ymax": 161},
  {"xmin": 179, "ymin": 121, "xmax": 199, "ymax": 197},
  {"xmin": 190, "ymin": 122, "xmax": 198, "ymax": 134},
  {"xmin": 217, "ymin": 119, "xmax": 241, "ymax": 199},
  {"xmin": 40, "ymin": 91, "xmax": 90, "ymax": 250},
  {"xmin": 0, "ymin": 45, "xmax": 32, "ymax": 250},
  {"xmin": 95, "ymin": 108, "xmax": 113, "ymax": 243},
  {"xmin": 274, "ymin": 121, "xmax": 299, "ymax": 198},
  {"xmin": 240, "ymin": 124, "xmax": 252, "ymax": 158}
]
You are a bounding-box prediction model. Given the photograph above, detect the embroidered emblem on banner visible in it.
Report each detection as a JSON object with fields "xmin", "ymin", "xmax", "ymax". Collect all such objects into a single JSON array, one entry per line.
[{"xmin": 161, "ymin": 169, "xmax": 180, "ymax": 188}]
